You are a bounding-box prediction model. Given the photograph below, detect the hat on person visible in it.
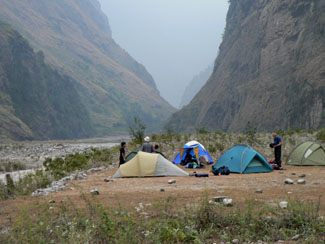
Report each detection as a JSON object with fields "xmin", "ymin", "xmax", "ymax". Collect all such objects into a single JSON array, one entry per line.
[{"xmin": 144, "ymin": 136, "xmax": 150, "ymax": 142}]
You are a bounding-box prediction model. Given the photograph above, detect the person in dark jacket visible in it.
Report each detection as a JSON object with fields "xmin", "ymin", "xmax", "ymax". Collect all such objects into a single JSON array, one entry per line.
[
  {"xmin": 142, "ymin": 136, "xmax": 154, "ymax": 153},
  {"xmin": 271, "ymin": 133, "xmax": 282, "ymax": 168},
  {"xmin": 119, "ymin": 142, "xmax": 127, "ymax": 167}
]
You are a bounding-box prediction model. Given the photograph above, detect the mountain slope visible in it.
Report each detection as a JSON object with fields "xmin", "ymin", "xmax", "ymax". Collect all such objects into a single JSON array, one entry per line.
[
  {"xmin": 179, "ymin": 65, "xmax": 212, "ymax": 108},
  {"xmin": 0, "ymin": 22, "xmax": 92, "ymax": 140},
  {"xmin": 0, "ymin": 0, "xmax": 175, "ymax": 137},
  {"xmin": 167, "ymin": 0, "xmax": 325, "ymax": 132}
]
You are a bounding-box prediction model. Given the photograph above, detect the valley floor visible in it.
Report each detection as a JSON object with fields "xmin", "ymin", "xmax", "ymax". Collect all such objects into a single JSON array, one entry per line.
[{"xmin": 1, "ymin": 163, "xmax": 324, "ymax": 226}]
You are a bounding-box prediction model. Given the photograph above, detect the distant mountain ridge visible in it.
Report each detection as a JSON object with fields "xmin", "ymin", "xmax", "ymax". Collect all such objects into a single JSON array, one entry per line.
[
  {"xmin": 166, "ymin": 0, "xmax": 325, "ymax": 132},
  {"xmin": 179, "ymin": 65, "xmax": 212, "ymax": 108},
  {"xmin": 0, "ymin": 22, "xmax": 92, "ymax": 140},
  {"xmin": 0, "ymin": 0, "xmax": 175, "ymax": 139}
]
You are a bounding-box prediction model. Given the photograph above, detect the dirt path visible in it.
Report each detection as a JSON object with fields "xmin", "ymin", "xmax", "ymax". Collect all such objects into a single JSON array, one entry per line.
[{"xmin": 1, "ymin": 164, "xmax": 324, "ymax": 226}]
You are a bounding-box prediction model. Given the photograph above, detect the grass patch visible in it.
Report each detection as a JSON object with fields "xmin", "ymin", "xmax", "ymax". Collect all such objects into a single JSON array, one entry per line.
[
  {"xmin": 0, "ymin": 160, "xmax": 27, "ymax": 173},
  {"xmin": 0, "ymin": 196, "xmax": 324, "ymax": 243},
  {"xmin": 316, "ymin": 128, "xmax": 325, "ymax": 143}
]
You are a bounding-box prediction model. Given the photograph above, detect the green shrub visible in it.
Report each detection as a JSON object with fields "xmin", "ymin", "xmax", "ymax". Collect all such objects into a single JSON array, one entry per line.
[
  {"xmin": 316, "ymin": 128, "xmax": 325, "ymax": 143},
  {"xmin": 208, "ymin": 145, "xmax": 216, "ymax": 153},
  {"xmin": 129, "ymin": 116, "xmax": 146, "ymax": 144},
  {"xmin": 0, "ymin": 160, "xmax": 26, "ymax": 173},
  {"xmin": 195, "ymin": 127, "xmax": 209, "ymax": 134},
  {"xmin": 215, "ymin": 142, "xmax": 225, "ymax": 152},
  {"xmin": 0, "ymin": 170, "xmax": 52, "ymax": 200}
]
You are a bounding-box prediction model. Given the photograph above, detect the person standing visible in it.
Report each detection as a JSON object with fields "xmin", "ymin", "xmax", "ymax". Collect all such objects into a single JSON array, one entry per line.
[
  {"xmin": 119, "ymin": 142, "xmax": 127, "ymax": 167},
  {"xmin": 272, "ymin": 133, "xmax": 282, "ymax": 168},
  {"xmin": 142, "ymin": 136, "xmax": 154, "ymax": 153}
]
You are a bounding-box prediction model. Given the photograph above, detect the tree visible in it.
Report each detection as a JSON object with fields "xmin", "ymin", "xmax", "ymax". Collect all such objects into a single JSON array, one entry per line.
[{"xmin": 129, "ymin": 116, "xmax": 146, "ymax": 144}]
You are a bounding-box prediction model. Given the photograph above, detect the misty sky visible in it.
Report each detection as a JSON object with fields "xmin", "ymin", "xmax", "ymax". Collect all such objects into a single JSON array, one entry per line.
[{"xmin": 98, "ymin": 0, "xmax": 229, "ymax": 107}]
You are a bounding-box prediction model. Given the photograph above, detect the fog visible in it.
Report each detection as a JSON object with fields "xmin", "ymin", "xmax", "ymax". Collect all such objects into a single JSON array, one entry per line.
[{"xmin": 98, "ymin": 0, "xmax": 229, "ymax": 107}]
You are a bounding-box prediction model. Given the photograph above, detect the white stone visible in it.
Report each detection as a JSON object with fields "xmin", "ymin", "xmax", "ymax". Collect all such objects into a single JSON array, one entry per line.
[
  {"xmin": 279, "ymin": 201, "xmax": 288, "ymax": 209},
  {"xmin": 168, "ymin": 179, "xmax": 176, "ymax": 184},
  {"xmin": 223, "ymin": 198, "xmax": 233, "ymax": 207},
  {"xmin": 285, "ymin": 178, "xmax": 294, "ymax": 184},
  {"xmin": 297, "ymin": 179, "xmax": 306, "ymax": 184}
]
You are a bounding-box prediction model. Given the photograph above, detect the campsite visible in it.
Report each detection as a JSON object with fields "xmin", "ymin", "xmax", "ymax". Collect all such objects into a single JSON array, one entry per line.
[{"xmin": 1, "ymin": 130, "xmax": 325, "ymax": 243}]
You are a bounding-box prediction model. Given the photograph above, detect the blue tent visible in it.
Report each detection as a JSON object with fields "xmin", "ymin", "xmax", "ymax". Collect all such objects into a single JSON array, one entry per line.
[
  {"xmin": 213, "ymin": 145, "xmax": 272, "ymax": 174},
  {"xmin": 173, "ymin": 141, "xmax": 213, "ymax": 164}
]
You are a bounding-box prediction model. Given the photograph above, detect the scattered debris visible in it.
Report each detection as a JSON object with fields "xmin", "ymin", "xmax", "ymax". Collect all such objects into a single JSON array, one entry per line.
[{"xmin": 291, "ymin": 234, "xmax": 300, "ymax": 240}]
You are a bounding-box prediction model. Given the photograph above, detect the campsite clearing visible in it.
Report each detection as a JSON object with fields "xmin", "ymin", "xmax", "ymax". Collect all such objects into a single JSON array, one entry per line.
[{"xmin": 1, "ymin": 164, "xmax": 325, "ymax": 225}]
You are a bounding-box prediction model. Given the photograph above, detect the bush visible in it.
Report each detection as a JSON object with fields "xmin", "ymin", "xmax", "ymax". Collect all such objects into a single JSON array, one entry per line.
[
  {"xmin": 129, "ymin": 116, "xmax": 146, "ymax": 144},
  {"xmin": 316, "ymin": 128, "xmax": 325, "ymax": 143},
  {"xmin": 0, "ymin": 160, "xmax": 27, "ymax": 173},
  {"xmin": 0, "ymin": 170, "xmax": 52, "ymax": 200},
  {"xmin": 215, "ymin": 142, "xmax": 224, "ymax": 152}
]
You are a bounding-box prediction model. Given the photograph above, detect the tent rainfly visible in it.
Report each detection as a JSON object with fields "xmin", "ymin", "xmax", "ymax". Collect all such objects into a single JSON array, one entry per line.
[
  {"xmin": 287, "ymin": 141, "xmax": 325, "ymax": 166},
  {"xmin": 113, "ymin": 151, "xmax": 189, "ymax": 178},
  {"xmin": 213, "ymin": 145, "xmax": 273, "ymax": 174}
]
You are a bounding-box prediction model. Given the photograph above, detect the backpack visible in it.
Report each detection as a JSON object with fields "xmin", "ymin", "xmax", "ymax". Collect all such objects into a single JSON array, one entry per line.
[{"xmin": 211, "ymin": 165, "xmax": 230, "ymax": 176}]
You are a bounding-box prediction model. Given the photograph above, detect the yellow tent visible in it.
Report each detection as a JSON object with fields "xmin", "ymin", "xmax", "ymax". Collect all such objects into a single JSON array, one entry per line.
[{"xmin": 113, "ymin": 151, "xmax": 189, "ymax": 178}]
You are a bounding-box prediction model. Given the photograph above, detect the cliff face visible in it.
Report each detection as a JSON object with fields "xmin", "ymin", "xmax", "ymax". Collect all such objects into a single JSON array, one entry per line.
[
  {"xmin": 167, "ymin": 0, "xmax": 325, "ymax": 132},
  {"xmin": 0, "ymin": 23, "xmax": 92, "ymax": 140},
  {"xmin": 179, "ymin": 65, "xmax": 212, "ymax": 109},
  {"xmin": 0, "ymin": 0, "xmax": 174, "ymax": 137}
]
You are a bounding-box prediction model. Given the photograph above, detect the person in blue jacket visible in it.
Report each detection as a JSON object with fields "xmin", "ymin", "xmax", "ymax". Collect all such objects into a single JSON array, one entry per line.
[{"xmin": 271, "ymin": 133, "xmax": 282, "ymax": 168}]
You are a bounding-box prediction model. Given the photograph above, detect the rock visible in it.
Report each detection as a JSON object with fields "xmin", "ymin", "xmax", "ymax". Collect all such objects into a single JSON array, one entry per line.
[
  {"xmin": 255, "ymin": 189, "xmax": 263, "ymax": 194},
  {"xmin": 232, "ymin": 239, "xmax": 239, "ymax": 244},
  {"xmin": 168, "ymin": 179, "xmax": 176, "ymax": 184},
  {"xmin": 291, "ymin": 234, "xmax": 300, "ymax": 240},
  {"xmin": 217, "ymin": 190, "xmax": 225, "ymax": 193},
  {"xmin": 104, "ymin": 178, "xmax": 113, "ymax": 182},
  {"xmin": 279, "ymin": 201, "xmax": 288, "ymax": 209},
  {"xmin": 285, "ymin": 178, "xmax": 294, "ymax": 184},
  {"xmin": 299, "ymin": 174, "xmax": 306, "ymax": 178},
  {"xmin": 49, "ymin": 200, "xmax": 55, "ymax": 204},
  {"xmin": 160, "ymin": 188, "xmax": 165, "ymax": 192},
  {"xmin": 213, "ymin": 196, "xmax": 228, "ymax": 203},
  {"xmin": 297, "ymin": 179, "xmax": 306, "ymax": 184},
  {"xmin": 90, "ymin": 189, "xmax": 99, "ymax": 195},
  {"xmin": 291, "ymin": 172, "xmax": 296, "ymax": 175},
  {"xmin": 287, "ymin": 192, "xmax": 292, "ymax": 194},
  {"xmin": 223, "ymin": 198, "xmax": 233, "ymax": 207}
]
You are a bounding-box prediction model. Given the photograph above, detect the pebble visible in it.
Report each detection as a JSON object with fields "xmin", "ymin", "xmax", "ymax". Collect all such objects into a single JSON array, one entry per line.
[
  {"xmin": 291, "ymin": 172, "xmax": 296, "ymax": 175},
  {"xmin": 168, "ymin": 179, "xmax": 176, "ymax": 184},
  {"xmin": 279, "ymin": 201, "xmax": 288, "ymax": 209},
  {"xmin": 291, "ymin": 234, "xmax": 300, "ymax": 240},
  {"xmin": 297, "ymin": 179, "xmax": 306, "ymax": 184},
  {"xmin": 217, "ymin": 190, "xmax": 225, "ymax": 193},
  {"xmin": 255, "ymin": 189, "xmax": 263, "ymax": 194},
  {"xmin": 213, "ymin": 196, "xmax": 228, "ymax": 203},
  {"xmin": 223, "ymin": 198, "xmax": 233, "ymax": 207},
  {"xmin": 160, "ymin": 188, "xmax": 165, "ymax": 192},
  {"xmin": 285, "ymin": 178, "xmax": 294, "ymax": 184},
  {"xmin": 90, "ymin": 189, "xmax": 99, "ymax": 195},
  {"xmin": 299, "ymin": 174, "xmax": 306, "ymax": 178},
  {"xmin": 49, "ymin": 200, "xmax": 55, "ymax": 204},
  {"xmin": 104, "ymin": 178, "xmax": 113, "ymax": 182},
  {"xmin": 232, "ymin": 239, "xmax": 239, "ymax": 244}
]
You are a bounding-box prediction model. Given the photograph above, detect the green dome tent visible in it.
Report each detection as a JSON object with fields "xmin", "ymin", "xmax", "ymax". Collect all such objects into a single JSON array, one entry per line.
[{"xmin": 287, "ymin": 141, "xmax": 325, "ymax": 166}]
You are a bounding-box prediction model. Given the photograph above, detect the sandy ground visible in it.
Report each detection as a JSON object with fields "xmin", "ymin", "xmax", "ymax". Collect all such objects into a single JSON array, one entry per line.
[{"xmin": 1, "ymin": 164, "xmax": 325, "ymax": 227}]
